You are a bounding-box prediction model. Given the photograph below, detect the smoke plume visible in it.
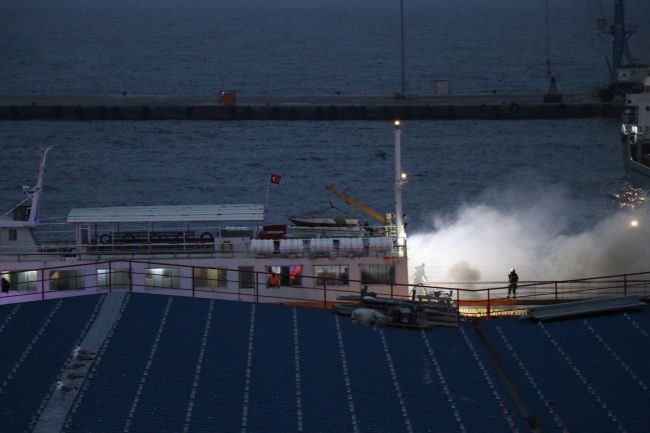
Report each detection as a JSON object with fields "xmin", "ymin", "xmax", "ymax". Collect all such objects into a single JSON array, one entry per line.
[{"xmin": 408, "ymin": 186, "xmax": 648, "ymax": 282}]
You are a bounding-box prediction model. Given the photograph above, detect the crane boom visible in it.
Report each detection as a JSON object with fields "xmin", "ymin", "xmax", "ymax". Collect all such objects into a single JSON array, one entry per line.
[{"xmin": 325, "ymin": 185, "xmax": 387, "ymax": 224}]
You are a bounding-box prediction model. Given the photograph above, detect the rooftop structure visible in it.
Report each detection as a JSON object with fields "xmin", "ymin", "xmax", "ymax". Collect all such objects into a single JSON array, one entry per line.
[{"xmin": 1, "ymin": 292, "xmax": 648, "ymax": 432}]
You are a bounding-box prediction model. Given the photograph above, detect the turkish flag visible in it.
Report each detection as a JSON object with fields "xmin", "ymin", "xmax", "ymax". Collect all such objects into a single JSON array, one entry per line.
[{"xmin": 270, "ymin": 174, "xmax": 282, "ymax": 184}]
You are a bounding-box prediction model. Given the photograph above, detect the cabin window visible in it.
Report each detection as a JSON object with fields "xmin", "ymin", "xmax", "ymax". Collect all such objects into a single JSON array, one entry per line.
[
  {"xmin": 238, "ymin": 266, "xmax": 255, "ymax": 289},
  {"xmin": 194, "ymin": 267, "xmax": 227, "ymax": 288},
  {"xmin": 8, "ymin": 229, "xmax": 17, "ymax": 241},
  {"xmin": 145, "ymin": 268, "xmax": 180, "ymax": 289},
  {"xmin": 267, "ymin": 265, "xmax": 302, "ymax": 287},
  {"xmin": 360, "ymin": 264, "xmax": 395, "ymax": 285},
  {"xmin": 97, "ymin": 269, "xmax": 131, "ymax": 289},
  {"xmin": 50, "ymin": 270, "xmax": 85, "ymax": 291},
  {"xmin": 314, "ymin": 265, "xmax": 349, "ymax": 286},
  {"xmin": 2, "ymin": 271, "xmax": 37, "ymax": 291}
]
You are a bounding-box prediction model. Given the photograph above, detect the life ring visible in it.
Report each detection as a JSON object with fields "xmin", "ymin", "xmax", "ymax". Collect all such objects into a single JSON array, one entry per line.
[
  {"xmin": 200, "ymin": 231, "xmax": 214, "ymax": 242},
  {"xmin": 221, "ymin": 240, "xmax": 233, "ymax": 250},
  {"xmin": 123, "ymin": 233, "xmax": 135, "ymax": 243},
  {"xmin": 508, "ymin": 103, "xmax": 520, "ymax": 114},
  {"xmin": 140, "ymin": 242, "xmax": 152, "ymax": 252},
  {"xmin": 100, "ymin": 233, "xmax": 112, "ymax": 244}
]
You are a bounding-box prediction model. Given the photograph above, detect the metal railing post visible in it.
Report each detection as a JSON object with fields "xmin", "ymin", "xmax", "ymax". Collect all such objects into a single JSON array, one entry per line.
[
  {"xmin": 456, "ymin": 289, "xmax": 460, "ymax": 321},
  {"xmin": 323, "ymin": 281, "xmax": 327, "ymax": 309},
  {"xmin": 486, "ymin": 289, "xmax": 491, "ymax": 320},
  {"xmin": 41, "ymin": 270, "xmax": 45, "ymax": 301},
  {"xmin": 255, "ymin": 272, "xmax": 259, "ymax": 303},
  {"xmin": 624, "ymin": 274, "xmax": 627, "ymax": 296},
  {"xmin": 554, "ymin": 282, "xmax": 558, "ymax": 301}
]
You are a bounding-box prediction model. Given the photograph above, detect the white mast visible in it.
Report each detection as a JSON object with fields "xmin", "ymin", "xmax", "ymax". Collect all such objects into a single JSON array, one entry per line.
[
  {"xmin": 394, "ymin": 121, "xmax": 406, "ymax": 242},
  {"xmin": 26, "ymin": 146, "xmax": 55, "ymax": 226}
]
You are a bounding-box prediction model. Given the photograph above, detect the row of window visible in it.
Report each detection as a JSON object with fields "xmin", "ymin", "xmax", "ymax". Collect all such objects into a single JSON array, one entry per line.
[{"xmin": 0, "ymin": 264, "xmax": 396, "ymax": 292}]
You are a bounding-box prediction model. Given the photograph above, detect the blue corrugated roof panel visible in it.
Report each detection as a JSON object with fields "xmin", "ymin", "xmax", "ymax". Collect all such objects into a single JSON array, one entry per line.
[
  {"xmin": 4, "ymin": 293, "xmax": 648, "ymax": 432},
  {"xmin": 480, "ymin": 306, "xmax": 650, "ymax": 432},
  {"xmin": 0, "ymin": 295, "xmax": 104, "ymax": 433}
]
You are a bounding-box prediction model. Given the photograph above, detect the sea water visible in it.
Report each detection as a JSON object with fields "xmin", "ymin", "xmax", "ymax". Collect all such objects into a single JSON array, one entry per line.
[{"xmin": 0, "ymin": 0, "xmax": 649, "ymax": 281}]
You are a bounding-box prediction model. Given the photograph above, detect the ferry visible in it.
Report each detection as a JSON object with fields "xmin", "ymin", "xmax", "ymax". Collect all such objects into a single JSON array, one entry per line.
[
  {"xmin": 621, "ymin": 76, "xmax": 650, "ymax": 188},
  {"xmin": 0, "ymin": 122, "xmax": 409, "ymax": 306}
]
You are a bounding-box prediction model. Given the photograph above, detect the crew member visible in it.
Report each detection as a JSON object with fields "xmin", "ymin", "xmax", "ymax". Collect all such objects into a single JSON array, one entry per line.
[
  {"xmin": 1, "ymin": 276, "xmax": 9, "ymax": 294},
  {"xmin": 507, "ymin": 268, "xmax": 519, "ymax": 299},
  {"xmin": 269, "ymin": 272, "xmax": 279, "ymax": 288}
]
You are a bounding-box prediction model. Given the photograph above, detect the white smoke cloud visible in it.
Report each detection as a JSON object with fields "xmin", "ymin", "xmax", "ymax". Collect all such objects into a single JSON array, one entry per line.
[{"xmin": 407, "ymin": 186, "xmax": 648, "ymax": 283}]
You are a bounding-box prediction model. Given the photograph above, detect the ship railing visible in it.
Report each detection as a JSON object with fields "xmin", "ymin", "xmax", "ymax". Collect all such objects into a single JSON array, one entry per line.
[
  {"xmin": 0, "ymin": 235, "xmax": 407, "ymax": 261},
  {"xmin": 1, "ymin": 262, "xmax": 648, "ymax": 321}
]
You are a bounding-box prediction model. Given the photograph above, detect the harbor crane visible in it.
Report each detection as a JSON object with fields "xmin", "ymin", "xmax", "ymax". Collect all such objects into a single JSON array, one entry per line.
[{"xmin": 587, "ymin": 0, "xmax": 648, "ymax": 100}]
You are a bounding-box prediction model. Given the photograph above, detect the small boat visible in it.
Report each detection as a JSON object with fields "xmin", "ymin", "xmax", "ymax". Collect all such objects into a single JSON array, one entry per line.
[
  {"xmin": 288, "ymin": 215, "xmax": 359, "ymax": 227},
  {"xmin": 621, "ymin": 76, "xmax": 650, "ymax": 188}
]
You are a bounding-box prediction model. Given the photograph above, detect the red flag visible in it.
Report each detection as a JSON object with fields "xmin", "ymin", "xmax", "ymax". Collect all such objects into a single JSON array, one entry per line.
[{"xmin": 270, "ymin": 174, "xmax": 281, "ymax": 184}]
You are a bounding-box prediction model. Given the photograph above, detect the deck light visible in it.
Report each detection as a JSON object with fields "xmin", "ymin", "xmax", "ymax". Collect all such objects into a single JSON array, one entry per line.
[{"xmin": 631, "ymin": 220, "xmax": 638, "ymax": 227}]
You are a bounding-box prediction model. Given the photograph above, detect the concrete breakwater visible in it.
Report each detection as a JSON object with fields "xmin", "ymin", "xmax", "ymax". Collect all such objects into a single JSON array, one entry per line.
[{"xmin": 0, "ymin": 93, "xmax": 622, "ymax": 121}]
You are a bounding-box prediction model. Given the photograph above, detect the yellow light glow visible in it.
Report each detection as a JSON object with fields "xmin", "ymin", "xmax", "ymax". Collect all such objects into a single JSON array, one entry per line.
[
  {"xmin": 394, "ymin": 120, "xmax": 400, "ymax": 126},
  {"xmin": 401, "ymin": 172, "xmax": 407, "ymax": 180},
  {"xmin": 631, "ymin": 220, "xmax": 638, "ymax": 227}
]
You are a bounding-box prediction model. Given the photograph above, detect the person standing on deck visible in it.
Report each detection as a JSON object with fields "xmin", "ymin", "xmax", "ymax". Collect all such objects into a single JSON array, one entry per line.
[
  {"xmin": 410, "ymin": 263, "xmax": 428, "ymax": 285},
  {"xmin": 1, "ymin": 276, "xmax": 10, "ymax": 294},
  {"xmin": 507, "ymin": 268, "xmax": 519, "ymax": 299}
]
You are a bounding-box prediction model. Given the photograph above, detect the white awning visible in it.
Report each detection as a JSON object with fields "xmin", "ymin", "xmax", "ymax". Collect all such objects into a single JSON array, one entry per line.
[{"xmin": 67, "ymin": 204, "xmax": 265, "ymax": 224}]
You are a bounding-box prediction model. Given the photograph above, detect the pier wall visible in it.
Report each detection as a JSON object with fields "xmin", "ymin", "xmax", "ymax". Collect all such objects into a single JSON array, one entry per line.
[{"xmin": 0, "ymin": 101, "xmax": 621, "ymax": 121}]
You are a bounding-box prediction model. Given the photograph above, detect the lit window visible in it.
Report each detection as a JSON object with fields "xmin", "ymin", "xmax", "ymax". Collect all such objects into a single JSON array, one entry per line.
[
  {"xmin": 50, "ymin": 270, "xmax": 85, "ymax": 291},
  {"xmin": 145, "ymin": 268, "xmax": 180, "ymax": 289},
  {"xmin": 97, "ymin": 269, "xmax": 131, "ymax": 289},
  {"xmin": 314, "ymin": 265, "xmax": 349, "ymax": 286},
  {"xmin": 2, "ymin": 271, "xmax": 37, "ymax": 291},
  {"xmin": 194, "ymin": 267, "xmax": 227, "ymax": 288},
  {"xmin": 267, "ymin": 265, "xmax": 302, "ymax": 287},
  {"xmin": 238, "ymin": 266, "xmax": 255, "ymax": 289},
  {"xmin": 360, "ymin": 264, "xmax": 395, "ymax": 285}
]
